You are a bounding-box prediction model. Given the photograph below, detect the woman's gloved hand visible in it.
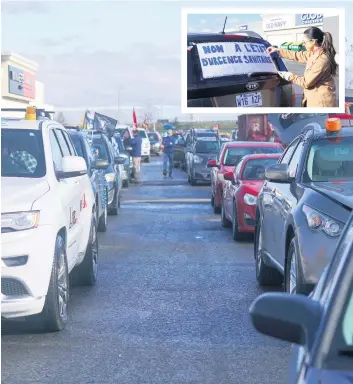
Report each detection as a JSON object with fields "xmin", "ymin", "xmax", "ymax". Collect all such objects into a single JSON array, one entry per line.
[
  {"xmin": 278, "ymin": 71, "xmax": 294, "ymax": 81},
  {"xmin": 266, "ymin": 46, "xmax": 279, "ymax": 54}
]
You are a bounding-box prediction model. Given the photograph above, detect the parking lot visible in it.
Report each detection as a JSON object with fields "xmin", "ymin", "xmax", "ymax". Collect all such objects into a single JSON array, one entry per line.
[{"xmin": 1, "ymin": 157, "xmax": 289, "ymax": 384}]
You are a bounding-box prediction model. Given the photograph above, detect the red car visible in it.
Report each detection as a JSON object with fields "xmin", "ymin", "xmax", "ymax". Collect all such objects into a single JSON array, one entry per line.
[
  {"xmin": 207, "ymin": 142, "xmax": 283, "ymax": 214},
  {"xmin": 221, "ymin": 153, "xmax": 282, "ymax": 240}
]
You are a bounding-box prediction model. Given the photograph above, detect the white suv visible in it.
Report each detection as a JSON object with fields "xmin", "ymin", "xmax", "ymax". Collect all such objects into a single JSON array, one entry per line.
[
  {"xmin": 1, "ymin": 115, "xmax": 98, "ymax": 332},
  {"xmin": 137, "ymin": 128, "xmax": 151, "ymax": 163}
]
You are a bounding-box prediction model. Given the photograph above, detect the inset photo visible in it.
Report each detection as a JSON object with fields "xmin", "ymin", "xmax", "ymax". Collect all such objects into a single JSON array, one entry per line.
[{"xmin": 182, "ymin": 8, "xmax": 345, "ymax": 114}]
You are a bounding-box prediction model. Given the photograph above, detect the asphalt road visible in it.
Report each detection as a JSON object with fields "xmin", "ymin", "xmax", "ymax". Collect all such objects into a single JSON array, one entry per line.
[{"xmin": 1, "ymin": 157, "xmax": 290, "ymax": 384}]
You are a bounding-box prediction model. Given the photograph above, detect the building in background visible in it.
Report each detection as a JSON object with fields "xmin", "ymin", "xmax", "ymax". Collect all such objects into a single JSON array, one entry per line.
[{"xmin": 1, "ymin": 52, "xmax": 54, "ymax": 118}]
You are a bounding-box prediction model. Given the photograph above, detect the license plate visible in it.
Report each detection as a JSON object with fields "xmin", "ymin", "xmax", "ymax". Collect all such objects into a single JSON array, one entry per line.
[{"xmin": 236, "ymin": 92, "xmax": 262, "ymax": 107}]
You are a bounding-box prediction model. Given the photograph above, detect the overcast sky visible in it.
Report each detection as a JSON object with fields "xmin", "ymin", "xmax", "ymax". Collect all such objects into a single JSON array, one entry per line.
[{"xmin": 2, "ymin": 0, "xmax": 352, "ymax": 124}]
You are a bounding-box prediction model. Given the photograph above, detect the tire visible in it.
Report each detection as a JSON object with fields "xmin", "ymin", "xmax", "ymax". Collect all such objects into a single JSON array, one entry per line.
[
  {"xmin": 145, "ymin": 156, "xmax": 150, "ymax": 163},
  {"xmin": 187, "ymin": 173, "xmax": 191, "ymax": 184},
  {"xmin": 31, "ymin": 235, "xmax": 69, "ymax": 332},
  {"xmin": 255, "ymin": 218, "xmax": 283, "ymax": 286},
  {"xmin": 232, "ymin": 202, "xmax": 245, "ymax": 241},
  {"xmin": 122, "ymin": 178, "xmax": 129, "ymax": 188},
  {"xmin": 97, "ymin": 202, "xmax": 107, "ymax": 232},
  {"xmin": 70, "ymin": 217, "xmax": 98, "ymax": 286},
  {"xmin": 221, "ymin": 200, "xmax": 232, "ymax": 228},
  {"xmin": 284, "ymin": 237, "xmax": 306, "ymax": 294},
  {"xmin": 211, "ymin": 194, "xmax": 215, "ymax": 207},
  {"xmin": 108, "ymin": 189, "xmax": 119, "ymax": 215},
  {"xmin": 190, "ymin": 173, "xmax": 197, "ymax": 186}
]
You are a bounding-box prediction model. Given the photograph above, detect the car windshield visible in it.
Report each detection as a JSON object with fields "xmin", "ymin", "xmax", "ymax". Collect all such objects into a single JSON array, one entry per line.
[
  {"xmin": 224, "ymin": 146, "xmax": 283, "ymax": 166},
  {"xmin": 195, "ymin": 140, "xmax": 219, "ymax": 153},
  {"xmin": 114, "ymin": 136, "xmax": 125, "ymax": 152},
  {"xmin": 242, "ymin": 158, "xmax": 279, "ymax": 180},
  {"xmin": 1, "ymin": 129, "xmax": 46, "ymax": 178},
  {"xmin": 306, "ymin": 137, "xmax": 353, "ymax": 182},
  {"xmin": 137, "ymin": 130, "xmax": 147, "ymax": 138},
  {"xmin": 92, "ymin": 137, "xmax": 110, "ymax": 162},
  {"xmin": 148, "ymin": 133, "xmax": 159, "ymax": 142}
]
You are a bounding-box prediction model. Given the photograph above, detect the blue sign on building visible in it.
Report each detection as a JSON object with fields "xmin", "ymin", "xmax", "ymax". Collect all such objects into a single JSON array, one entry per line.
[
  {"xmin": 8, "ymin": 65, "xmax": 25, "ymax": 97},
  {"xmin": 295, "ymin": 13, "xmax": 324, "ymax": 26}
]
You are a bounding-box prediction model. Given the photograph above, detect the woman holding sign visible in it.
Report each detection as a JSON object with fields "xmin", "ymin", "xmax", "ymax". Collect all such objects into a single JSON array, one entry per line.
[{"xmin": 266, "ymin": 27, "xmax": 337, "ymax": 107}]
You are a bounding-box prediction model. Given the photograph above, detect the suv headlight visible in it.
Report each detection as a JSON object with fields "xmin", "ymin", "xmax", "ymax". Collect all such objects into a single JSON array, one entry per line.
[
  {"xmin": 302, "ymin": 205, "xmax": 344, "ymax": 237},
  {"xmin": 244, "ymin": 193, "xmax": 257, "ymax": 206},
  {"xmin": 194, "ymin": 155, "xmax": 203, "ymax": 164},
  {"xmin": 2, "ymin": 211, "xmax": 40, "ymax": 231}
]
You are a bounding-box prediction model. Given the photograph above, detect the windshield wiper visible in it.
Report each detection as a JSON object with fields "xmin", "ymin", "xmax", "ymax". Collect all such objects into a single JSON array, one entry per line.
[
  {"xmin": 248, "ymin": 72, "xmax": 278, "ymax": 78},
  {"xmin": 338, "ymin": 347, "xmax": 353, "ymax": 357}
]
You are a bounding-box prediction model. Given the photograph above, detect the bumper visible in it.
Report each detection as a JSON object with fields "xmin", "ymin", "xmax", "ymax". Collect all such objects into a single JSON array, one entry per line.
[
  {"xmin": 193, "ymin": 166, "xmax": 211, "ymax": 183},
  {"xmin": 296, "ymin": 225, "xmax": 339, "ymax": 286},
  {"xmin": 237, "ymin": 204, "xmax": 256, "ymax": 233},
  {"xmin": 1, "ymin": 225, "xmax": 57, "ymax": 318},
  {"xmin": 141, "ymin": 149, "xmax": 150, "ymax": 157}
]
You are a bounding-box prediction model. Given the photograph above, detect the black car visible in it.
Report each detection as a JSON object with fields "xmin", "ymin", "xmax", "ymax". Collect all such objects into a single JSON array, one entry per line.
[
  {"xmin": 254, "ymin": 118, "xmax": 353, "ymax": 295},
  {"xmin": 186, "ymin": 137, "xmax": 220, "ymax": 185},
  {"xmin": 84, "ymin": 130, "xmax": 125, "ymax": 215},
  {"xmin": 66, "ymin": 127, "xmax": 109, "ymax": 232},
  {"xmin": 187, "ymin": 31, "xmax": 294, "ymax": 108},
  {"xmin": 172, "ymin": 134, "xmax": 187, "ymax": 169},
  {"xmin": 250, "ymin": 212, "xmax": 353, "ymax": 383}
]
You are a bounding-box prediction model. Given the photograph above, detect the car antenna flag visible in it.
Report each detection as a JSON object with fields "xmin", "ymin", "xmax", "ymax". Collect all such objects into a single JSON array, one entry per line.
[{"xmin": 221, "ymin": 16, "xmax": 227, "ymax": 34}]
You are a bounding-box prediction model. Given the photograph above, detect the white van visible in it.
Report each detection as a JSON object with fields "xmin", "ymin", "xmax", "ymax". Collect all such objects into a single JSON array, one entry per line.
[{"xmin": 136, "ymin": 128, "xmax": 151, "ymax": 163}]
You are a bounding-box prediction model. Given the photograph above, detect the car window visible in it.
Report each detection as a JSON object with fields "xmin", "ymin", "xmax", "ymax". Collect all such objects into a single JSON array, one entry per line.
[
  {"xmin": 224, "ymin": 146, "xmax": 282, "ymax": 166},
  {"xmin": 280, "ymin": 139, "xmax": 299, "ymax": 164},
  {"xmin": 55, "ymin": 129, "xmax": 71, "ymax": 157},
  {"xmin": 137, "ymin": 130, "xmax": 147, "ymax": 138},
  {"xmin": 62, "ymin": 130, "xmax": 76, "ymax": 155},
  {"xmin": 242, "ymin": 158, "xmax": 279, "ymax": 180},
  {"xmin": 1, "ymin": 129, "xmax": 46, "ymax": 178},
  {"xmin": 83, "ymin": 137, "xmax": 95, "ymax": 164},
  {"xmin": 288, "ymin": 140, "xmax": 304, "ymax": 178},
  {"xmin": 306, "ymin": 137, "xmax": 353, "ymax": 182},
  {"xmin": 92, "ymin": 136, "xmax": 111, "ymax": 162},
  {"xmin": 195, "ymin": 140, "xmax": 219, "ymax": 153},
  {"xmin": 70, "ymin": 135, "xmax": 85, "ymax": 158},
  {"xmin": 342, "ymin": 288, "xmax": 353, "ymax": 346},
  {"xmin": 234, "ymin": 158, "xmax": 244, "ymax": 177},
  {"xmin": 49, "ymin": 130, "xmax": 64, "ymax": 172}
]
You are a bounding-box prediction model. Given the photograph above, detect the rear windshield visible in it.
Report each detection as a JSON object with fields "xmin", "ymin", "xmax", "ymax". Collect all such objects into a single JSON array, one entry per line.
[
  {"xmin": 195, "ymin": 131, "xmax": 218, "ymax": 138},
  {"xmin": 306, "ymin": 137, "xmax": 353, "ymax": 182},
  {"xmin": 137, "ymin": 130, "xmax": 147, "ymax": 138},
  {"xmin": 1, "ymin": 129, "xmax": 46, "ymax": 178},
  {"xmin": 242, "ymin": 158, "xmax": 279, "ymax": 180},
  {"xmin": 187, "ymin": 36, "xmax": 284, "ymax": 95},
  {"xmin": 224, "ymin": 146, "xmax": 283, "ymax": 166},
  {"xmin": 195, "ymin": 140, "xmax": 220, "ymax": 153}
]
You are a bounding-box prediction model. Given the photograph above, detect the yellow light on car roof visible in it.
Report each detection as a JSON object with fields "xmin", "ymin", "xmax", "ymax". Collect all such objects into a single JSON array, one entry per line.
[
  {"xmin": 25, "ymin": 106, "xmax": 36, "ymax": 120},
  {"xmin": 326, "ymin": 117, "xmax": 341, "ymax": 132}
]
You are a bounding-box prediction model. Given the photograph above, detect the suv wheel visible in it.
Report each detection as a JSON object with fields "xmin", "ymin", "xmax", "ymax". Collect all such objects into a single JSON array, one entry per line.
[
  {"xmin": 122, "ymin": 178, "xmax": 129, "ymax": 188},
  {"xmin": 70, "ymin": 216, "xmax": 98, "ymax": 286},
  {"xmin": 221, "ymin": 200, "xmax": 231, "ymax": 228},
  {"xmin": 97, "ymin": 203, "xmax": 107, "ymax": 232},
  {"xmin": 145, "ymin": 156, "xmax": 150, "ymax": 163},
  {"xmin": 255, "ymin": 218, "xmax": 283, "ymax": 286},
  {"xmin": 285, "ymin": 237, "xmax": 305, "ymax": 294},
  {"xmin": 31, "ymin": 235, "xmax": 69, "ymax": 332},
  {"xmin": 108, "ymin": 189, "xmax": 119, "ymax": 215}
]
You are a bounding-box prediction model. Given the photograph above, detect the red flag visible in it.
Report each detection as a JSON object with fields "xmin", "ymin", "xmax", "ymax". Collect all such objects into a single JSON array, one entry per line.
[{"xmin": 133, "ymin": 108, "xmax": 138, "ymax": 129}]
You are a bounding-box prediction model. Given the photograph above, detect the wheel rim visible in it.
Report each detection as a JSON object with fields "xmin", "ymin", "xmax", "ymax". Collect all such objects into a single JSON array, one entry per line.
[
  {"xmin": 91, "ymin": 223, "xmax": 98, "ymax": 278},
  {"xmin": 57, "ymin": 249, "xmax": 68, "ymax": 322},
  {"xmin": 289, "ymin": 250, "xmax": 297, "ymax": 294},
  {"xmin": 256, "ymin": 225, "xmax": 263, "ymax": 271}
]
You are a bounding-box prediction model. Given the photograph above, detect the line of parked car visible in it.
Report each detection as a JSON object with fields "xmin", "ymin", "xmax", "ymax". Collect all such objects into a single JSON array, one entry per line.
[{"xmin": 1, "ymin": 107, "xmax": 149, "ymax": 333}]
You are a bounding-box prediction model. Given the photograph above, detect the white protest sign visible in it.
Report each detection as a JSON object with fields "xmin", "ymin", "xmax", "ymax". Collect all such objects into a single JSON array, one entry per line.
[{"xmin": 196, "ymin": 42, "xmax": 277, "ymax": 79}]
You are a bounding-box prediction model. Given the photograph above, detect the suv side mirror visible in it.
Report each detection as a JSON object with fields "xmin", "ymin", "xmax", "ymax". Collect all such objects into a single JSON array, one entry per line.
[
  {"xmin": 115, "ymin": 156, "xmax": 126, "ymax": 165},
  {"xmin": 207, "ymin": 159, "xmax": 218, "ymax": 168},
  {"xmin": 92, "ymin": 159, "xmax": 109, "ymax": 170},
  {"xmin": 224, "ymin": 171, "xmax": 234, "ymax": 182},
  {"xmin": 265, "ymin": 163, "xmax": 291, "ymax": 183},
  {"xmin": 58, "ymin": 156, "xmax": 87, "ymax": 178}
]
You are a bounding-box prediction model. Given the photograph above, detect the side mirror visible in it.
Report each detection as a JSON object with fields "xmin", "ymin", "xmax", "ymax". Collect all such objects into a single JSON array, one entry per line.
[
  {"xmin": 125, "ymin": 146, "xmax": 133, "ymax": 152},
  {"xmin": 265, "ymin": 163, "xmax": 291, "ymax": 183},
  {"xmin": 224, "ymin": 171, "xmax": 234, "ymax": 182},
  {"xmin": 207, "ymin": 159, "xmax": 218, "ymax": 168},
  {"xmin": 114, "ymin": 156, "xmax": 126, "ymax": 165},
  {"xmin": 58, "ymin": 156, "xmax": 87, "ymax": 178},
  {"xmin": 249, "ymin": 292, "xmax": 322, "ymax": 349},
  {"xmin": 93, "ymin": 159, "xmax": 109, "ymax": 170}
]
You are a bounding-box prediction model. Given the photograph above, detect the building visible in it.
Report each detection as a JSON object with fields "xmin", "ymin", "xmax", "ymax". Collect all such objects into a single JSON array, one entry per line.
[
  {"xmin": 261, "ymin": 13, "xmax": 339, "ymax": 51},
  {"xmin": 1, "ymin": 52, "xmax": 54, "ymax": 118}
]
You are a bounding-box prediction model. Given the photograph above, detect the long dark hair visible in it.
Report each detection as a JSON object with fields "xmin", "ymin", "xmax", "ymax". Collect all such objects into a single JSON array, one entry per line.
[{"xmin": 304, "ymin": 27, "xmax": 337, "ymax": 76}]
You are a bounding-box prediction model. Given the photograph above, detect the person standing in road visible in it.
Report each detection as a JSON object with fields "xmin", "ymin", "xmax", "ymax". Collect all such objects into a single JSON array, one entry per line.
[
  {"xmin": 267, "ymin": 27, "xmax": 337, "ymax": 107},
  {"xmin": 130, "ymin": 129, "xmax": 142, "ymax": 184},
  {"xmin": 162, "ymin": 129, "xmax": 175, "ymax": 178}
]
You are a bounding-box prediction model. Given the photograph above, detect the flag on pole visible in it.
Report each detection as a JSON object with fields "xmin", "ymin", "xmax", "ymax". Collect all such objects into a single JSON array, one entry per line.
[{"xmin": 133, "ymin": 108, "xmax": 138, "ymax": 129}]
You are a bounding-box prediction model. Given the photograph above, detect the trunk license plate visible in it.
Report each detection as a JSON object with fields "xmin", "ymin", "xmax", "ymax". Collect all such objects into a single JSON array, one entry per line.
[{"xmin": 236, "ymin": 92, "xmax": 262, "ymax": 107}]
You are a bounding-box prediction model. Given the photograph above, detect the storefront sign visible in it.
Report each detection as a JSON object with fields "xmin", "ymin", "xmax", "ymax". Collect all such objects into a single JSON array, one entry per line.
[
  {"xmin": 196, "ymin": 42, "xmax": 277, "ymax": 79},
  {"xmin": 262, "ymin": 15, "xmax": 294, "ymax": 31},
  {"xmin": 295, "ymin": 13, "xmax": 324, "ymax": 26},
  {"xmin": 8, "ymin": 65, "xmax": 36, "ymax": 99}
]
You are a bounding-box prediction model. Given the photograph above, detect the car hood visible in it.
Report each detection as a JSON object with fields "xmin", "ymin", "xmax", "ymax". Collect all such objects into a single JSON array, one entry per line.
[
  {"xmin": 309, "ymin": 181, "xmax": 353, "ymax": 210},
  {"xmin": 241, "ymin": 180, "xmax": 264, "ymax": 194},
  {"xmin": 2, "ymin": 177, "xmax": 50, "ymax": 213}
]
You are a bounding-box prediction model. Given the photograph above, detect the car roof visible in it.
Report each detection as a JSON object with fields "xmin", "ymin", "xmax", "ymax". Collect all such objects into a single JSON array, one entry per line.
[
  {"xmin": 224, "ymin": 141, "xmax": 282, "ymax": 148},
  {"xmin": 311, "ymin": 127, "xmax": 353, "ymax": 140},
  {"xmin": 1, "ymin": 119, "xmax": 42, "ymax": 130},
  {"xmin": 187, "ymin": 32, "xmax": 265, "ymax": 41},
  {"xmin": 242, "ymin": 153, "xmax": 282, "ymax": 161}
]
